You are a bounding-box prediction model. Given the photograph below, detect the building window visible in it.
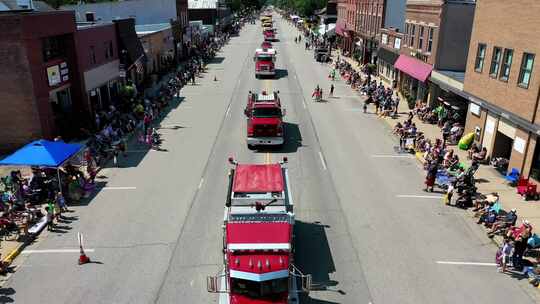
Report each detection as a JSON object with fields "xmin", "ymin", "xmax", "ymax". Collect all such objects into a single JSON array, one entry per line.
[
  {"xmin": 518, "ymin": 53, "xmax": 535, "ymax": 88},
  {"xmin": 90, "ymin": 46, "xmax": 96, "ymax": 65},
  {"xmin": 394, "ymin": 37, "xmax": 401, "ymax": 49},
  {"xmin": 42, "ymin": 36, "xmax": 65, "ymax": 62},
  {"xmin": 104, "ymin": 41, "xmax": 113, "ymax": 59},
  {"xmin": 500, "ymin": 49, "xmax": 513, "ymax": 81},
  {"xmin": 489, "ymin": 47, "xmax": 502, "ymax": 77},
  {"xmin": 410, "ymin": 24, "xmax": 416, "ymax": 47},
  {"xmin": 427, "ymin": 28, "xmax": 434, "ymax": 52},
  {"xmin": 418, "ymin": 26, "xmax": 424, "ymax": 50},
  {"xmin": 474, "ymin": 43, "xmax": 486, "ymax": 72},
  {"xmin": 381, "ymin": 33, "xmax": 388, "ymax": 45},
  {"xmin": 404, "ymin": 23, "xmax": 409, "ymax": 46}
]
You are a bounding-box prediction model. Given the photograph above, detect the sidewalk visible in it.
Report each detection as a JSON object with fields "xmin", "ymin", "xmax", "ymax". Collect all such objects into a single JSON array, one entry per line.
[
  {"xmin": 334, "ymin": 52, "xmax": 540, "ymax": 246},
  {"xmin": 0, "ymin": 61, "xmax": 188, "ymax": 272}
]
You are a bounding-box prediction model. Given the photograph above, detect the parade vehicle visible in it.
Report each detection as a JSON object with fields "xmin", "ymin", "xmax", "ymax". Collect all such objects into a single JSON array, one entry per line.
[
  {"xmin": 244, "ymin": 90, "xmax": 285, "ymax": 149},
  {"xmin": 254, "ymin": 48, "xmax": 276, "ymax": 78},
  {"xmin": 261, "ymin": 41, "xmax": 272, "ymax": 50},
  {"xmin": 263, "ymin": 28, "xmax": 276, "ymax": 41},
  {"xmin": 206, "ymin": 157, "xmax": 312, "ymax": 304},
  {"xmin": 314, "ymin": 46, "xmax": 330, "ymax": 62}
]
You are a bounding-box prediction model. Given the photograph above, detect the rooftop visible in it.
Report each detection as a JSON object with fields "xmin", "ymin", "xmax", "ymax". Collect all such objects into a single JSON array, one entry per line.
[
  {"xmin": 135, "ymin": 22, "xmax": 171, "ymax": 35},
  {"xmin": 188, "ymin": 0, "xmax": 219, "ymax": 9}
]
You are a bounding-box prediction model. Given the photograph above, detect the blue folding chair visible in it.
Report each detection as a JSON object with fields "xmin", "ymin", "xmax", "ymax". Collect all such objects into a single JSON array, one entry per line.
[{"xmin": 505, "ymin": 168, "xmax": 520, "ymax": 184}]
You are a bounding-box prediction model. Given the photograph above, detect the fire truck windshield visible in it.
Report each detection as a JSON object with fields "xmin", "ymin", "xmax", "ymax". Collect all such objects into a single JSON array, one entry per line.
[
  {"xmin": 252, "ymin": 108, "xmax": 282, "ymax": 118},
  {"xmin": 231, "ymin": 277, "xmax": 288, "ymax": 299}
]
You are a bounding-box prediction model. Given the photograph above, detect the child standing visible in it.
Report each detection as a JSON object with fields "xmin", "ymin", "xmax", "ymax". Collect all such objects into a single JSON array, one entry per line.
[{"xmin": 499, "ymin": 238, "xmax": 513, "ymax": 273}]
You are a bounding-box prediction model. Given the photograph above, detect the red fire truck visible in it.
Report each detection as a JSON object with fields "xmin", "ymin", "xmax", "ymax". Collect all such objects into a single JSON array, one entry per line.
[
  {"xmin": 263, "ymin": 28, "xmax": 276, "ymax": 41},
  {"xmin": 207, "ymin": 158, "xmax": 312, "ymax": 304},
  {"xmin": 254, "ymin": 48, "xmax": 276, "ymax": 78},
  {"xmin": 244, "ymin": 91, "xmax": 285, "ymax": 149}
]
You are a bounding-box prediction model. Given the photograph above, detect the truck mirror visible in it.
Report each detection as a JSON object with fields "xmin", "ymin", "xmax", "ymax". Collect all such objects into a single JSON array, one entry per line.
[
  {"xmin": 207, "ymin": 276, "xmax": 220, "ymax": 293},
  {"xmin": 301, "ymin": 274, "xmax": 312, "ymax": 292}
]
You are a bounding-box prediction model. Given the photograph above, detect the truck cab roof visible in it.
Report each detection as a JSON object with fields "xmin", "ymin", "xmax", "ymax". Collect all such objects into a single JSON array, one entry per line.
[
  {"xmin": 248, "ymin": 91, "xmax": 281, "ymax": 108},
  {"xmin": 226, "ymin": 162, "xmax": 293, "ymax": 213}
]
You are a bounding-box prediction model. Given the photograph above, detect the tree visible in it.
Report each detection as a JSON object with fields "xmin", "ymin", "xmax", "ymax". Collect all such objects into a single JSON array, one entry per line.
[
  {"xmin": 225, "ymin": 0, "xmax": 266, "ymax": 12},
  {"xmin": 270, "ymin": 0, "xmax": 326, "ymax": 16}
]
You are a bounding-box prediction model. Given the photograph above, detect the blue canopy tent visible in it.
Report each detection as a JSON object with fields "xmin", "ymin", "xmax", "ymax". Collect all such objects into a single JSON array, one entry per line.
[{"xmin": 0, "ymin": 140, "xmax": 84, "ymax": 190}]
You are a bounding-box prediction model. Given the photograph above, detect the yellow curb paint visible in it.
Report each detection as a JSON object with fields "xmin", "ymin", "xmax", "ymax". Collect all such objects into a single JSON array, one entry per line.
[{"xmin": 3, "ymin": 242, "xmax": 24, "ymax": 264}]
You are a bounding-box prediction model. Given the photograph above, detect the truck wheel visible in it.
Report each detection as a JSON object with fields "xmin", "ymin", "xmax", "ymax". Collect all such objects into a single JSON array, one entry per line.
[
  {"xmin": 255, "ymin": 75, "xmax": 259, "ymax": 79},
  {"xmin": 247, "ymin": 144, "xmax": 255, "ymax": 150}
]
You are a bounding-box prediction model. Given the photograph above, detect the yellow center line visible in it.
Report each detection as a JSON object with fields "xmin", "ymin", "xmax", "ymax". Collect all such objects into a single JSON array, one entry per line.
[{"xmin": 263, "ymin": 79, "xmax": 271, "ymax": 93}]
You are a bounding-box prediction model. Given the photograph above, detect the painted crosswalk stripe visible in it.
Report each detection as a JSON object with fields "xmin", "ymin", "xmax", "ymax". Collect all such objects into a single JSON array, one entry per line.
[
  {"xmin": 319, "ymin": 151, "xmax": 327, "ymax": 170},
  {"xmin": 102, "ymin": 187, "xmax": 137, "ymax": 190},
  {"xmin": 396, "ymin": 195, "xmax": 442, "ymax": 199},
  {"xmin": 371, "ymin": 155, "xmax": 413, "ymax": 158},
  {"xmin": 436, "ymin": 261, "xmax": 496, "ymax": 266},
  {"xmin": 198, "ymin": 178, "xmax": 204, "ymax": 189},
  {"xmin": 22, "ymin": 249, "xmax": 95, "ymax": 254}
]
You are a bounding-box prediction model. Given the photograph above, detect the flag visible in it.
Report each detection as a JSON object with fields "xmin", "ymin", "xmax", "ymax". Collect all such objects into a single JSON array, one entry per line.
[
  {"xmin": 127, "ymin": 55, "xmax": 145, "ymax": 74},
  {"xmin": 135, "ymin": 57, "xmax": 144, "ymax": 74}
]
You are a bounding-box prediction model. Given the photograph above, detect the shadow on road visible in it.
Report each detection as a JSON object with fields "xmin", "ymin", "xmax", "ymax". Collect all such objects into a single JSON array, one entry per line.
[
  {"xmin": 98, "ymin": 96, "xmax": 185, "ymax": 169},
  {"xmin": 208, "ymin": 57, "xmax": 225, "ymax": 64},
  {"xmin": 0, "ymin": 287, "xmax": 15, "ymax": 303},
  {"xmin": 275, "ymin": 69, "xmax": 288, "ymax": 79},
  {"xmin": 255, "ymin": 122, "xmax": 302, "ymax": 153},
  {"xmin": 294, "ymin": 221, "xmax": 336, "ymax": 289}
]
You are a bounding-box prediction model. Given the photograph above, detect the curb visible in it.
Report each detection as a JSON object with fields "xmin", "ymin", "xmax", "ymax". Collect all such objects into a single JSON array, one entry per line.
[{"xmin": 2, "ymin": 238, "xmax": 31, "ymax": 265}]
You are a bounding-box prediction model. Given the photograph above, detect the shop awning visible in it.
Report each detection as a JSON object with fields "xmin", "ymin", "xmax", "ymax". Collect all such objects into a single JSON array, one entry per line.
[
  {"xmin": 336, "ymin": 21, "xmax": 347, "ymax": 37},
  {"xmin": 377, "ymin": 47, "xmax": 399, "ymax": 65},
  {"xmin": 394, "ymin": 55, "xmax": 433, "ymax": 83},
  {"xmin": 318, "ymin": 23, "xmax": 335, "ymax": 36},
  {"xmin": 0, "ymin": 140, "xmax": 83, "ymax": 167}
]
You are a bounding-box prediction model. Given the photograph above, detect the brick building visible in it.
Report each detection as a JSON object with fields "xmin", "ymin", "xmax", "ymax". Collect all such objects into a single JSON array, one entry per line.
[
  {"xmin": 354, "ymin": 0, "xmax": 385, "ymax": 64},
  {"xmin": 136, "ymin": 23, "xmax": 175, "ymax": 76},
  {"xmin": 0, "ymin": 10, "xmax": 80, "ymax": 150},
  {"xmin": 188, "ymin": 0, "xmax": 232, "ymax": 33},
  {"xmin": 378, "ymin": 27, "xmax": 404, "ymax": 86},
  {"xmin": 395, "ymin": 0, "xmax": 475, "ymax": 108},
  {"xmin": 74, "ymin": 22, "xmax": 121, "ymax": 122},
  {"xmin": 336, "ymin": 0, "xmax": 358, "ymax": 55},
  {"xmin": 463, "ymin": 0, "xmax": 540, "ymax": 179},
  {"xmin": 376, "ymin": 0, "xmax": 406, "ymax": 85}
]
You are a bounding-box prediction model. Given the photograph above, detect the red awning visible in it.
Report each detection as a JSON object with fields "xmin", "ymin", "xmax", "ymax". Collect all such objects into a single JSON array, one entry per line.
[
  {"xmin": 336, "ymin": 21, "xmax": 348, "ymax": 37},
  {"xmin": 394, "ymin": 55, "xmax": 433, "ymax": 83}
]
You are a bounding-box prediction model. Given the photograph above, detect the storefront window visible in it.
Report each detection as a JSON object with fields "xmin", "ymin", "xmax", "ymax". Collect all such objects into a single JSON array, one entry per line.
[
  {"xmin": 530, "ymin": 140, "xmax": 540, "ymax": 181},
  {"xmin": 43, "ymin": 36, "xmax": 66, "ymax": 62}
]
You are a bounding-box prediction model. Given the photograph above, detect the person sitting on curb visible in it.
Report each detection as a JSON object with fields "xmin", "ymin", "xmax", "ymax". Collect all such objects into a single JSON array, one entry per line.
[
  {"xmin": 487, "ymin": 208, "xmax": 518, "ymax": 237},
  {"xmin": 473, "ymin": 147, "xmax": 488, "ymax": 162}
]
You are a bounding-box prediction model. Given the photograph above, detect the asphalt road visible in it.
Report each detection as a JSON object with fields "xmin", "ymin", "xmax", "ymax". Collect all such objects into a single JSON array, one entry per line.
[{"xmin": 3, "ymin": 15, "xmax": 539, "ymax": 304}]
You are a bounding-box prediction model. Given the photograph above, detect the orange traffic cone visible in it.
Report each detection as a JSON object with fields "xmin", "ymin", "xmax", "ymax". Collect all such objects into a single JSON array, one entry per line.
[{"xmin": 78, "ymin": 245, "xmax": 90, "ymax": 265}]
